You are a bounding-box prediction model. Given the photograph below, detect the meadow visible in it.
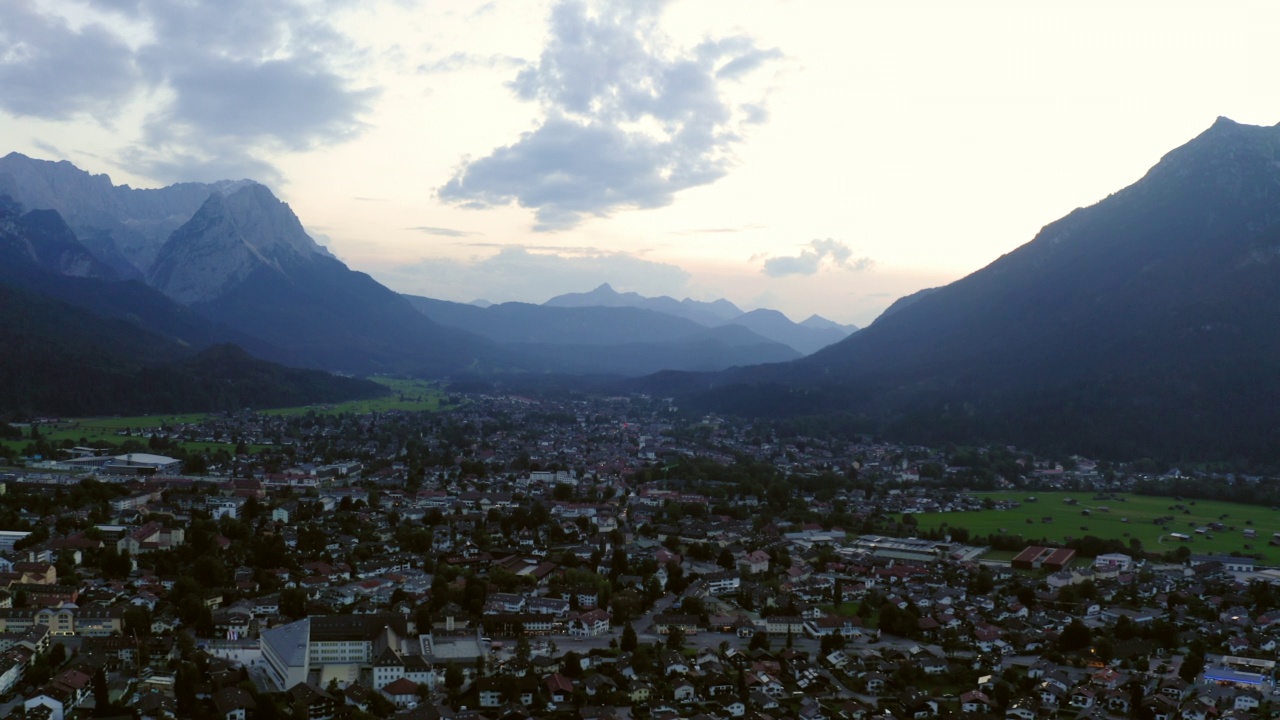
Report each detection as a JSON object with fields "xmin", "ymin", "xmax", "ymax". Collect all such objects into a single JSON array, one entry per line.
[
  {"xmin": 260, "ymin": 377, "xmax": 457, "ymax": 416},
  {"xmin": 911, "ymin": 490, "xmax": 1280, "ymax": 564},
  {"xmin": 2, "ymin": 377, "xmax": 456, "ymax": 457}
]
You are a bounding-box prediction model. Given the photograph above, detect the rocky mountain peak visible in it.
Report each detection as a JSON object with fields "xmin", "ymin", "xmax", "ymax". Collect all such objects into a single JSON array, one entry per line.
[{"xmin": 146, "ymin": 183, "xmax": 330, "ymax": 304}]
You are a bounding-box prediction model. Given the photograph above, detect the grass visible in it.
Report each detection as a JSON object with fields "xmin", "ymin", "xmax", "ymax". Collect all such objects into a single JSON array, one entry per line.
[
  {"xmin": 260, "ymin": 377, "xmax": 457, "ymax": 416},
  {"xmin": 1, "ymin": 377, "xmax": 457, "ymax": 457},
  {"xmin": 912, "ymin": 490, "xmax": 1280, "ymax": 563}
]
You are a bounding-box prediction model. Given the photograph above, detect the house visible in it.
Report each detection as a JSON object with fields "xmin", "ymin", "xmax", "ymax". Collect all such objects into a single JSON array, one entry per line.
[
  {"xmin": 568, "ymin": 609, "xmax": 611, "ymax": 637},
  {"xmin": 380, "ymin": 677, "xmax": 419, "ymax": 709},
  {"xmin": 288, "ymin": 683, "xmax": 339, "ymax": 720},
  {"xmin": 653, "ymin": 614, "xmax": 700, "ymax": 635},
  {"xmin": 1006, "ymin": 697, "xmax": 1038, "ymax": 720},
  {"xmin": 961, "ymin": 690, "xmax": 992, "ymax": 714},
  {"xmin": 742, "ymin": 550, "xmax": 771, "ymax": 574},
  {"xmin": 628, "ymin": 678, "xmax": 656, "ymax": 702},
  {"xmin": 672, "ymin": 679, "xmax": 696, "ymax": 703},
  {"xmin": 705, "ymin": 570, "xmax": 742, "ymax": 595},
  {"xmin": 211, "ymin": 687, "xmax": 257, "ymax": 720},
  {"xmin": 545, "ymin": 673, "xmax": 573, "ymax": 704}
]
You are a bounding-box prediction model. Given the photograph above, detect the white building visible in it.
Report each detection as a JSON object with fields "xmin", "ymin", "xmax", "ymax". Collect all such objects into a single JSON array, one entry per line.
[
  {"xmin": 261, "ymin": 614, "xmax": 412, "ymax": 691},
  {"xmin": 568, "ymin": 609, "xmax": 611, "ymax": 637}
]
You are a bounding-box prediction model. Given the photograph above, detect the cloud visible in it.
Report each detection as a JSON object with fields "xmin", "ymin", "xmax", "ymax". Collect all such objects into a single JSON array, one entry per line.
[
  {"xmin": 143, "ymin": 57, "xmax": 376, "ymax": 152},
  {"xmin": 438, "ymin": 0, "xmax": 780, "ymax": 231},
  {"xmin": 674, "ymin": 224, "xmax": 766, "ymax": 235},
  {"xmin": 0, "ymin": 1, "xmax": 377, "ymax": 185},
  {"xmin": 761, "ymin": 239, "xmax": 875, "ymax": 277},
  {"xmin": 117, "ymin": 144, "xmax": 286, "ymax": 187},
  {"xmin": 0, "ymin": 1, "xmax": 142, "ymax": 120},
  {"xmin": 378, "ymin": 245, "xmax": 691, "ymax": 303},
  {"xmin": 417, "ymin": 52, "xmax": 524, "ymax": 74},
  {"xmin": 409, "ymin": 226, "xmax": 480, "ymax": 237}
]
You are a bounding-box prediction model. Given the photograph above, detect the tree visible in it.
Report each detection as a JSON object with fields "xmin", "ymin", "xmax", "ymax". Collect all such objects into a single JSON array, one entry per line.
[
  {"xmin": 1180, "ymin": 651, "xmax": 1205, "ymax": 682},
  {"xmin": 444, "ymin": 663, "xmax": 465, "ymax": 703},
  {"xmin": 717, "ymin": 548, "xmax": 736, "ymax": 570},
  {"xmin": 749, "ymin": 631, "xmax": 770, "ymax": 651},
  {"xmin": 281, "ymin": 588, "xmax": 308, "ymax": 619},
  {"xmin": 90, "ymin": 667, "xmax": 114, "ymax": 715},
  {"xmin": 666, "ymin": 625, "xmax": 686, "ymax": 651},
  {"xmin": 1057, "ymin": 619, "xmax": 1091, "ymax": 652},
  {"xmin": 48, "ymin": 642, "xmax": 67, "ymax": 669},
  {"xmin": 621, "ymin": 622, "xmax": 638, "ymax": 652}
]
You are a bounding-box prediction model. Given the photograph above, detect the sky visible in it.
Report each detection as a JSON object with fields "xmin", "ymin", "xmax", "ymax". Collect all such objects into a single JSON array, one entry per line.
[{"xmin": 4, "ymin": 1, "xmax": 1280, "ymax": 326}]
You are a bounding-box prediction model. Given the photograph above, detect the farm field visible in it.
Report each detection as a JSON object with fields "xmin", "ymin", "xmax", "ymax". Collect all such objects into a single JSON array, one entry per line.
[
  {"xmin": 1, "ymin": 378, "xmax": 456, "ymax": 456},
  {"xmin": 911, "ymin": 490, "xmax": 1280, "ymax": 564}
]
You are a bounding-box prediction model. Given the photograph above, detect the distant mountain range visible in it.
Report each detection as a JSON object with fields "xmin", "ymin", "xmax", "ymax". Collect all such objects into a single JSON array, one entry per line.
[
  {"xmin": 402, "ymin": 284, "xmax": 859, "ymax": 375},
  {"xmin": 404, "ymin": 296, "xmax": 803, "ymax": 376},
  {"xmin": 638, "ymin": 117, "xmax": 1280, "ymax": 463},
  {"xmin": 540, "ymin": 283, "xmax": 858, "ymax": 355},
  {"xmin": 0, "ymin": 153, "xmax": 859, "ymax": 416}
]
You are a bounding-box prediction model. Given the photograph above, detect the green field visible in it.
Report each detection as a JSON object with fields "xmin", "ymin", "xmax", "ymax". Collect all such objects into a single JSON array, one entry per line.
[
  {"xmin": 912, "ymin": 491, "xmax": 1280, "ymax": 564},
  {"xmin": 2, "ymin": 377, "xmax": 456, "ymax": 457},
  {"xmin": 261, "ymin": 377, "xmax": 457, "ymax": 416}
]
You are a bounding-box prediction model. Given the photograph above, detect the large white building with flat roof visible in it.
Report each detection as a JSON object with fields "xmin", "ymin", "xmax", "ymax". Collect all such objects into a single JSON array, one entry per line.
[{"xmin": 60, "ymin": 453, "xmax": 182, "ymax": 476}]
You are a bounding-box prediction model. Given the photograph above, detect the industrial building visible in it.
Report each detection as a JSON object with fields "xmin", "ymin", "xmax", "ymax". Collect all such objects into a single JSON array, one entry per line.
[{"xmin": 1012, "ymin": 546, "xmax": 1077, "ymax": 571}]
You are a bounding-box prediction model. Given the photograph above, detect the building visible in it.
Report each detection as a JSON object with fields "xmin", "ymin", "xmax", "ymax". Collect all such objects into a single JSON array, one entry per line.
[
  {"xmin": 1192, "ymin": 555, "xmax": 1258, "ymax": 573},
  {"xmin": 261, "ymin": 614, "xmax": 412, "ymax": 691},
  {"xmin": 568, "ymin": 609, "xmax": 611, "ymax": 637},
  {"xmin": 117, "ymin": 522, "xmax": 185, "ymax": 554},
  {"xmin": 0, "ymin": 607, "xmax": 123, "ymax": 636},
  {"xmin": 0, "ymin": 531, "xmax": 31, "ymax": 553},
  {"xmin": 61, "ymin": 453, "xmax": 182, "ymax": 476},
  {"xmin": 704, "ymin": 571, "xmax": 742, "ymax": 596},
  {"xmin": 1093, "ymin": 553, "xmax": 1133, "ymax": 572},
  {"xmin": 1012, "ymin": 546, "xmax": 1077, "ymax": 571}
]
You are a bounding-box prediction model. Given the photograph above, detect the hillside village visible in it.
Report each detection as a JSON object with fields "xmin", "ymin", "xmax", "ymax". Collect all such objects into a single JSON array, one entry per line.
[{"xmin": 0, "ymin": 394, "xmax": 1278, "ymax": 720}]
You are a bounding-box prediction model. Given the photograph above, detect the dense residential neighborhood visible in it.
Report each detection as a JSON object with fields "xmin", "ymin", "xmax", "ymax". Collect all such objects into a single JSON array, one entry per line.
[{"xmin": 0, "ymin": 392, "xmax": 1278, "ymax": 719}]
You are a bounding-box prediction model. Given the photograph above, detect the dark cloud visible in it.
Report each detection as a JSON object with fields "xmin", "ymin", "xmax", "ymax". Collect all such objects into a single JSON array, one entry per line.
[
  {"xmin": 409, "ymin": 226, "xmax": 480, "ymax": 237},
  {"xmin": 762, "ymin": 239, "xmax": 874, "ymax": 277},
  {"xmin": 439, "ymin": 0, "xmax": 780, "ymax": 231},
  {"xmin": 0, "ymin": 1, "xmax": 376, "ymax": 184},
  {"xmin": 0, "ymin": 2, "xmax": 142, "ymax": 120},
  {"xmin": 144, "ymin": 57, "xmax": 376, "ymax": 151}
]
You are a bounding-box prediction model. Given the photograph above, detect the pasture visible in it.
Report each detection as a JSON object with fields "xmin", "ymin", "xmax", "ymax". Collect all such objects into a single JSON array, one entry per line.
[{"xmin": 911, "ymin": 490, "xmax": 1280, "ymax": 564}]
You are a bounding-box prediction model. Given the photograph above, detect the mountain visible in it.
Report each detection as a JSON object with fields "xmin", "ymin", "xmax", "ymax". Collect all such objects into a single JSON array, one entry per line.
[
  {"xmin": 800, "ymin": 315, "xmax": 859, "ymax": 334},
  {"xmin": 145, "ymin": 184, "xmax": 500, "ymax": 375},
  {"xmin": 0, "ymin": 282, "xmax": 382, "ymax": 417},
  {"xmin": 146, "ymin": 183, "xmax": 331, "ymax": 304},
  {"xmin": 0, "ymin": 193, "xmax": 274, "ymax": 354},
  {"xmin": 0, "ymin": 194, "xmax": 117, "ymax": 280},
  {"xmin": 542, "ymin": 283, "xmax": 856, "ymax": 354},
  {"xmin": 403, "ymin": 296, "xmax": 800, "ymax": 375},
  {"xmin": 544, "ymin": 283, "xmax": 743, "ymax": 326},
  {"xmin": 646, "ymin": 117, "xmax": 1280, "ymax": 463},
  {"xmin": 730, "ymin": 308, "xmax": 851, "ymax": 355},
  {"xmin": 0, "ymin": 152, "xmax": 217, "ymax": 277}
]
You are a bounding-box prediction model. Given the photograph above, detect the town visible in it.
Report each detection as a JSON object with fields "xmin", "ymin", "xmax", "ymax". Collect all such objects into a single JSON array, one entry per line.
[{"xmin": 0, "ymin": 391, "xmax": 1277, "ymax": 720}]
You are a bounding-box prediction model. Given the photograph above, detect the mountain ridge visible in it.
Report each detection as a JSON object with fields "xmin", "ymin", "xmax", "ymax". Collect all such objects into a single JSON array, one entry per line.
[
  {"xmin": 637, "ymin": 116, "xmax": 1280, "ymax": 463},
  {"xmin": 542, "ymin": 282, "xmax": 857, "ymax": 354}
]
